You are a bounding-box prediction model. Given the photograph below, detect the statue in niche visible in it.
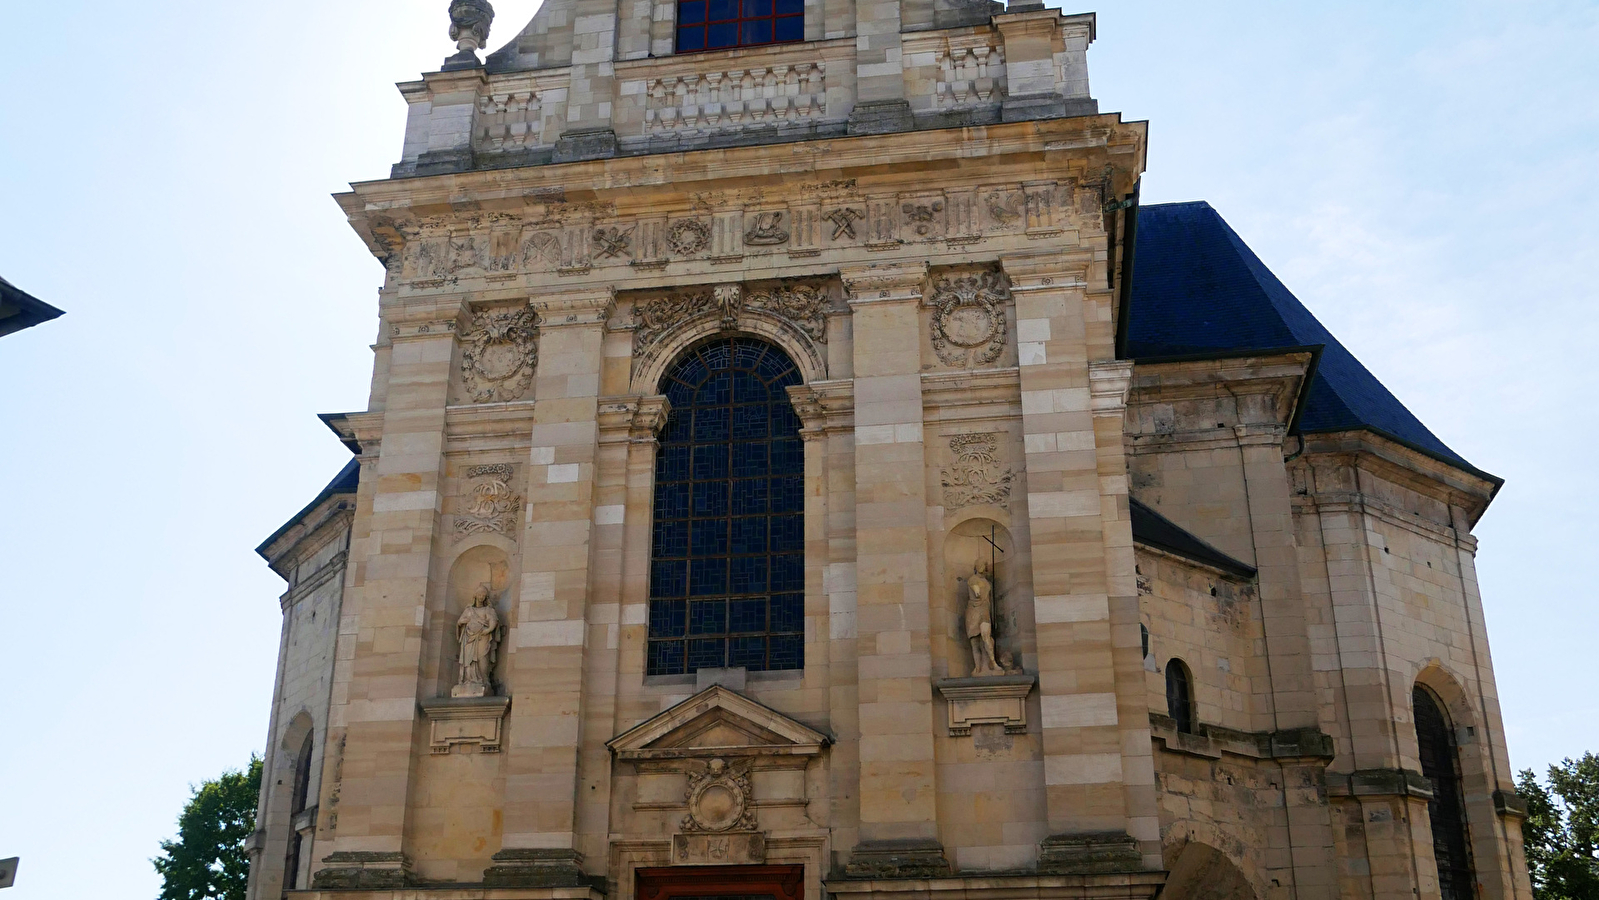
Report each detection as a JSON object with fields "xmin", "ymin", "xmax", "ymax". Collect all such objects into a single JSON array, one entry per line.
[
  {"xmin": 963, "ymin": 561, "xmax": 1004, "ymax": 677},
  {"xmin": 453, "ymin": 584, "xmax": 502, "ymax": 697}
]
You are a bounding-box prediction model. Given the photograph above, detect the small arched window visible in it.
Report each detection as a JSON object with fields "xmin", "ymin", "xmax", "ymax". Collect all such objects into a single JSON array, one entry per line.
[
  {"xmin": 1414, "ymin": 686, "xmax": 1475, "ymax": 900},
  {"xmin": 1166, "ymin": 659, "xmax": 1194, "ymax": 734},
  {"xmin": 675, "ymin": 0, "xmax": 803, "ymax": 53},
  {"xmin": 647, "ymin": 338, "xmax": 805, "ymax": 676}
]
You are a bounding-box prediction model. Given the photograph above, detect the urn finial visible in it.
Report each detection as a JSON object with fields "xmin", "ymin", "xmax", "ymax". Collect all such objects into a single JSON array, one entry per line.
[{"xmin": 444, "ymin": 0, "xmax": 495, "ymax": 70}]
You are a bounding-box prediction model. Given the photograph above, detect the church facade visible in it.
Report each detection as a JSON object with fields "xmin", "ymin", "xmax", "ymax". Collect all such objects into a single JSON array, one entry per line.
[{"xmin": 244, "ymin": 3, "xmax": 1531, "ymax": 899}]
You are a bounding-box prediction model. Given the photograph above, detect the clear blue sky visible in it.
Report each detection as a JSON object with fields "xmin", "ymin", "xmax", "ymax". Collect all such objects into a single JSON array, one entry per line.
[{"xmin": 1, "ymin": 1, "xmax": 1594, "ymax": 897}]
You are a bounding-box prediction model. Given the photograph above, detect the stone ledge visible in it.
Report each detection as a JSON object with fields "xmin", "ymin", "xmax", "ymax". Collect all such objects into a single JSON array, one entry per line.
[
  {"xmin": 1494, "ymin": 789, "xmax": 1529, "ymax": 818},
  {"xmin": 1149, "ymin": 713, "xmax": 1335, "ymax": 762},
  {"xmin": 827, "ymin": 870, "xmax": 1165, "ymax": 900},
  {"xmin": 1325, "ymin": 767, "xmax": 1435, "ymax": 800},
  {"xmin": 842, "ymin": 839, "xmax": 952, "ymax": 879},
  {"xmin": 483, "ymin": 849, "xmax": 603, "ymax": 889},
  {"xmin": 312, "ymin": 851, "xmax": 412, "ymax": 889},
  {"xmin": 933, "ymin": 674, "xmax": 1036, "ymax": 735},
  {"xmin": 1037, "ymin": 832, "xmax": 1143, "ymax": 875}
]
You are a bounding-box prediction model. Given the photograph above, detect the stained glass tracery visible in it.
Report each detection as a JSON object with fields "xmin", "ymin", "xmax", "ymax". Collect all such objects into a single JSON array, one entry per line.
[{"xmin": 647, "ymin": 338, "xmax": 805, "ymax": 675}]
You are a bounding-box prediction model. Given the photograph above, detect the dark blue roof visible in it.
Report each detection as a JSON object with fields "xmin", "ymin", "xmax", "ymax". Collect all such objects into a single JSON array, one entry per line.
[
  {"xmin": 1127, "ymin": 200, "xmax": 1477, "ymax": 471},
  {"xmin": 256, "ymin": 458, "xmax": 361, "ymax": 557}
]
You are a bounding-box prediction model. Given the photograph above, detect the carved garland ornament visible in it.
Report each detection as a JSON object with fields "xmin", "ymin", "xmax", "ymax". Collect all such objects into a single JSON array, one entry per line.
[
  {"xmin": 632, "ymin": 282, "xmax": 828, "ymax": 357},
  {"xmin": 681, "ymin": 757, "xmax": 758, "ymax": 833},
  {"xmin": 456, "ymin": 463, "xmax": 522, "ymax": 538},
  {"xmin": 929, "ymin": 271, "xmax": 1010, "ymax": 367},
  {"xmin": 941, "ymin": 433, "xmax": 1013, "ymax": 509},
  {"xmin": 461, "ymin": 306, "xmax": 539, "ymax": 402},
  {"xmin": 667, "ymin": 219, "xmax": 712, "ymax": 256}
]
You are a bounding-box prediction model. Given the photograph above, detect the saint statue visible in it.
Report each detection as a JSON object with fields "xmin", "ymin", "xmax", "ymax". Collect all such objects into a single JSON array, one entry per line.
[
  {"xmin": 453, "ymin": 584, "xmax": 501, "ymax": 698},
  {"xmin": 964, "ymin": 561, "xmax": 1003, "ymax": 677}
]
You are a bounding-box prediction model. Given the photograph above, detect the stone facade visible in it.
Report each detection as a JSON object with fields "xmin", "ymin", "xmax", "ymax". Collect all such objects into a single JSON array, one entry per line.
[{"xmin": 244, "ymin": 5, "xmax": 1530, "ymax": 900}]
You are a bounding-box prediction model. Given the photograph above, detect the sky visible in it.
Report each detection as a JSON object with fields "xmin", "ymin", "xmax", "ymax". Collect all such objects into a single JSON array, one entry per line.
[{"xmin": 0, "ymin": 1, "xmax": 1595, "ymax": 897}]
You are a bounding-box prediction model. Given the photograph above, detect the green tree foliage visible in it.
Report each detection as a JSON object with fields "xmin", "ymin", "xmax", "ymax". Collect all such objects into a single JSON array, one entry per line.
[
  {"xmin": 153, "ymin": 756, "xmax": 263, "ymax": 900},
  {"xmin": 1519, "ymin": 753, "xmax": 1599, "ymax": 900}
]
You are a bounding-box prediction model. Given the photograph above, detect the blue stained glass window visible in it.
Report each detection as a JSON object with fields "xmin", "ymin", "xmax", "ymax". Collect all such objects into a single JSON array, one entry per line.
[
  {"xmin": 647, "ymin": 338, "xmax": 806, "ymax": 675},
  {"xmin": 676, "ymin": 0, "xmax": 802, "ymax": 53}
]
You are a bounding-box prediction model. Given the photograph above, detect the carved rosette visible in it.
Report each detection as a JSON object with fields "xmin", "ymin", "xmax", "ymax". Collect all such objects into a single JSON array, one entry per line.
[
  {"xmin": 681, "ymin": 758, "xmax": 758, "ymax": 833},
  {"xmin": 667, "ymin": 219, "xmax": 711, "ymax": 256},
  {"xmin": 941, "ymin": 433, "xmax": 1014, "ymax": 508},
  {"xmin": 455, "ymin": 464, "xmax": 522, "ymax": 538},
  {"xmin": 460, "ymin": 306, "xmax": 538, "ymax": 402},
  {"xmin": 929, "ymin": 271, "xmax": 1010, "ymax": 367}
]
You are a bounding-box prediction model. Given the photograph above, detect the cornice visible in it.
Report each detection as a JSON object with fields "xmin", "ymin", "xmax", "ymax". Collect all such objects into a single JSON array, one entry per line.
[
  {"xmin": 443, "ymin": 400, "xmax": 538, "ymax": 454},
  {"xmin": 840, "ymin": 261, "xmax": 929, "ymax": 306},
  {"xmin": 1299, "ymin": 430, "xmax": 1497, "ymax": 524}
]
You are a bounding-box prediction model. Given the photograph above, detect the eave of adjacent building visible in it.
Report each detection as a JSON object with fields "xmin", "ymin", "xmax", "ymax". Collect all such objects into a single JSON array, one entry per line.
[{"xmin": 0, "ymin": 275, "xmax": 64, "ymax": 338}]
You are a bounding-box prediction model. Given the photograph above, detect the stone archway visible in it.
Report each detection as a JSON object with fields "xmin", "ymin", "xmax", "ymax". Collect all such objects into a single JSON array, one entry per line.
[{"xmin": 1161, "ymin": 842, "xmax": 1259, "ymax": 900}]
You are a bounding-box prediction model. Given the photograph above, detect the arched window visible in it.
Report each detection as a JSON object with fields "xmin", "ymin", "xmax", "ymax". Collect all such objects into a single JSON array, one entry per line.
[
  {"xmin": 1166, "ymin": 658, "xmax": 1194, "ymax": 734},
  {"xmin": 285, "ymin": 731, "xmax": 314, "ymax": 889},
  {"xmin": 674, "ymin": 0, "xmax": 803, "ymax": 53},
  {"xmin": 1414, "ymin": 686, "xmax": 1474, "ymax": 900},
  {"xmin": 648, "ymin": 338, "xmax": 805, "ymax": 676}
]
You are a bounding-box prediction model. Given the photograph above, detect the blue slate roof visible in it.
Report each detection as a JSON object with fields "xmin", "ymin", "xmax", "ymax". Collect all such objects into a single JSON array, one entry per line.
[
  {"xmin": 1126, "ymin": 200, "xmax": 1484, "ymax": 475},
  {"xmin": 256, "ymin": 458, "xmax": 361, "ymax": 557}
]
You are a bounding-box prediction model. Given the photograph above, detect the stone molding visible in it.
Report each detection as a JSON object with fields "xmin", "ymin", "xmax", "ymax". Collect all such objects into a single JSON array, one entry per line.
[
  {"xmin": 827, "ymin": 872, "xmax": 1164, "ymax": 900},
  {"xmin": 1149, "ymin": 713, "xmax": 1336, "ymax": 763},
  {"xmin": 418, "ymin": 695, "xmax": 511, "ymax": 754},
  {"xmin": 534, "ymin": 289, "xmax": 615, "ymax": 327},
  {"xmin": 483, "ymin": 848, "xmax": 596, "ymax": 889},
  {"xmin": 785, "ymin": 379, "xmax": 855, "ymax": 441},
  {"xmin": 1087, "ymin": 359, "xmax": 1133, "ymax": 417},
  {"xmin": 842, "ymin": 839, "xmax": 952, "ymax": 879},
  {"xmin": 933, "ymin": 674, "xmax": 1036, "ymax": 735},
  {"xmin": 598, "ymin": 395, "xmax": 672, "ymax": 445},
  {"xmin": 312, "ymin": 851, "xmax": 412, "ymax": 889},
  {"xmin": 840, "ymin": 261, "xmax": 929, "ymax": 306},
  {"xmin": 1324, "ymin": 767, "xmax": 1436, "ymax": 801},
  {"xmin": 1036, "ymin": 831, "xmax": 1145, "ymax": 875},
  {"xmin": 607, "ymin": 684, "xmax": 830, "ymax": 760}
]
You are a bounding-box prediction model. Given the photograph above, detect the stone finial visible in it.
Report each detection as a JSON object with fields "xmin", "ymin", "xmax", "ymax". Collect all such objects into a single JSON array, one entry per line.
[{"xmin": 444, "ymin": 0, "xmax": 495, "ymax": 70}]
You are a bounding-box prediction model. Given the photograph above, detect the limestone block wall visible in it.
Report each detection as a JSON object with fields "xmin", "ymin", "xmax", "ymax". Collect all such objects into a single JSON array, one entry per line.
[{"xmin": 246, "ymin": 500, "xmax": 354, "ymax": 900}]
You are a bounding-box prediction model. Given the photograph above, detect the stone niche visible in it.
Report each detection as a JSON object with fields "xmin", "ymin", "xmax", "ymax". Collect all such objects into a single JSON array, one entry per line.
[{"xmin": 606, "ymin": 686, "xmax": 831, "ymax": 900}]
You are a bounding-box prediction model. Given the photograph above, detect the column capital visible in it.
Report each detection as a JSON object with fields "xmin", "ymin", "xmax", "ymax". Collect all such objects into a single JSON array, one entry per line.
[
  {"xmin": 998, "ymin": 251, "xmax": 1092, "ymax": 292},
  {"xmin": 1088, "ymin": 359, "xmax": 1134, "ymax": 417},
  {"xmin": 841, "ymin": 261, "xmax": 929, "ymax": 307},
  {"xmin": 383, "ymin": 296, "xmax": 471, "ymax": 341},
  {"xmin": 534, "ymin": 288, "xmax": 615, "ymax": 327},
  {"xmin": 599, "ymin": 394, "xmax": 672, "ymax": 444}
]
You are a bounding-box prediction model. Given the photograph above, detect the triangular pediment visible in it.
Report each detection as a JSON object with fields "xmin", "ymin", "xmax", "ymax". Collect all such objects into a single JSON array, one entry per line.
[{"xmin": 607, "ymin": 685, "xmax": 830, "ymax": 760}]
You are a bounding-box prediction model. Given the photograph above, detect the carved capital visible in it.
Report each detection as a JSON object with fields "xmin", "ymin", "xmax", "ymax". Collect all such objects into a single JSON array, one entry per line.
[
  {"xmin": 998, "ymin": 252, "xmax": 1091, "ymax": 292},
  {"xmin": 1088, "ymin": 359, "xmax": 1134, "ymax": 417},
  {"xmin": 598, "ymin": 395, "xmax": 672, "ymax": 444},
  {"xmin": 840, "ymin": 261, "xmax": 929, "ymax": 307},
  {"xmin": 534, "ymin": 289, "xmax": 615, "ymax": 327},
  {"xmin": 385, "ymin": 297, "xmax": 470, "ymax": 341}
]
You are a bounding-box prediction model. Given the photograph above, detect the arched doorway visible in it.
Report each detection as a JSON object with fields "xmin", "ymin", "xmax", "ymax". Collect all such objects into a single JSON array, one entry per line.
[
  {"xmin": 1414, "ymin": 685, "xmax": 1475, "ymax": 900},
  {"xmin": 1161, "ymin": 841, "xmax": 1258, "ymax": 900},
  {"xmin": 646, "ymin": 337, "xmax": 805, "ymax": 676}
]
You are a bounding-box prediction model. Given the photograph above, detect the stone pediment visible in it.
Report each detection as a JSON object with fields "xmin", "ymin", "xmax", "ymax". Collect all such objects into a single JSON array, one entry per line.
[{"xmin": 607, "ymin": 685, "xmax": 829, "ymax": 761}]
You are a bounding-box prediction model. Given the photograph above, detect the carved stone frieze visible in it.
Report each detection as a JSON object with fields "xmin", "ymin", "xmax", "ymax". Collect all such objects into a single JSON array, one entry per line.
[
  {"xmin": 941, "ymin": 433, "xmax": 1014, "ymax": 508},
  {"xmin": 456, "ymin": 463, "xmax": 522, "ymax": 537},
  {"xmin": 929, "ymin": 270, "xmax": 1010, "ymax": 367},
  {"xmin": 825, "ymin": 207, "xmax": 863, "ymax": 240},
  {"xmin": 632, "ymin": 279, "xmax": 828, "ymax": 358},
  {"xmin": 902, "ymin": 200, "xmax": 945, "ymax": 237},
  {"xmin": 460, "ymin": 306, "xmax": 539, "ymax": 402},
  {"xmin": 519, "ymin": 231, "xmax": 561, "ymax": 270},
  {"xmin": 633, "ymin": 288, "xmax": 715, "ymax": 355},
  {"xmin": 667, "ymin": 219, "xmax": 712, "ymax": 256},
  {"xmin": 680, "ymin": 758, "xmax": 758, "ymax": 833}
]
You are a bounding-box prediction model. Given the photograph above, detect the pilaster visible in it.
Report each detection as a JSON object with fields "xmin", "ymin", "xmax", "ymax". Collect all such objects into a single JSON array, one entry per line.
[
  {"xmin": 312, "ymin": 297, "xmax": 467, "ymax": 888},
  {"xmin": 1000, "ymin": 252, "xmax": 1156, "ymax": 869},
  {"xmin": 497, "ymin": 290, "xmax": 614, "ymax": 874},
  {"xmin": 839, "ymin": 263, "xmax": 948, "ymax": 876}
]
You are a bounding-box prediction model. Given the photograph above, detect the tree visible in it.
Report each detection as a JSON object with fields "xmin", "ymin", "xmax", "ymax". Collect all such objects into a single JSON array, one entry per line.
[
  {"xmin": 153, "ymin": 756, "xmax": 263, "ymax": 900},
  {"xmin": 1519, "ymin": 753, "xmax": 1599, "ymax": 900}
]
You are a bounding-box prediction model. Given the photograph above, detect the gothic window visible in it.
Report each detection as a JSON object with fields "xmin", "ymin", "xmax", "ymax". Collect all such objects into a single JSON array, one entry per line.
[
  {"xmin": 675, "ymin": 0, "xmax": 803, "ymax": 53},
  {"xmin": 285, "ymin": 731, "xmax": 314, "ymax": 889},
  {"xmin": 1166, "ymin": 658, "xmax": 1195, "ymax": 734},
  {"xmin": 1414, "ymin": 686, "xmax": 1475, "ymax": 900},
  {"xmin": 648, "ymin": 338, "xmax": 805, "ymax": 676}
]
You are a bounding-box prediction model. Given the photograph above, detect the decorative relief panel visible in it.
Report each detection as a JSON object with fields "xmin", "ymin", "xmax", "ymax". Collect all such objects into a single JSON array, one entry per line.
[
  {"xmin": 460, "ymin": 306, "xmax": 539, "ymax": 402},
  {"xmin": 928, "ymin": 270, "xmax": 1011, "ymax": 367},
  {"xmin": 941, "ymin": 433, "xmax": 1014, "ymax": 509},
  {"xmin": 455, "ymin": 463, "xmax": 522, "ymax": 538},
  {"xmin": 680, "ymin": 758, "xmax": 759, "ymax": 833},
  {"xmin": 667, "ymin": 218, "xmax": 711, "ymax": 256}
]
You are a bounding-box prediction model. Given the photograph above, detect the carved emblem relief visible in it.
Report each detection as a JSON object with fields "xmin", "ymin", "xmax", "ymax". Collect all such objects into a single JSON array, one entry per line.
[
  {"xmin": 985, "ymin": 191, "xmax": 1022, "ymax": 228},
  {"xmin": 902, "ymin": 200, "xmax": 946, "ymax": 236},
  {"xmin": 929, "ymin": 270, "xmax": 1010, "ymax": 367},
  {"xmin": 825, "ymin": 207, "xmax": 863, "ymax": 240},
  {"xmin": 593, "ymin": 226, "xmax": 633, "ymax": 259},
  {"xmin": 461, "ymin": 306, "xmax": 539, "ymax": 402},
  {"xmin": 455, "ymin": 463, "xmax": 523, "ymax": 537},
  {"xmin": 681, "ymin": 758, "xmax": 758, "ymax": 833},
  {"xmin": 448, "ymin": 235, "xmax": 483, "ymax": 273},
  {"xmin": 667, "ymin": 219, "xmax": 712, "ymax": 256},
  {"xmin": 941, "ymin": 433, "xmax": 1014, "ymax": 508},
  {"xmin": 744, "ymin": 211, "xmax": 789, "ymax": 245},
  {"xmin": 519, "ymin": 231, "xmax": 561, "ymax": 270}
]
